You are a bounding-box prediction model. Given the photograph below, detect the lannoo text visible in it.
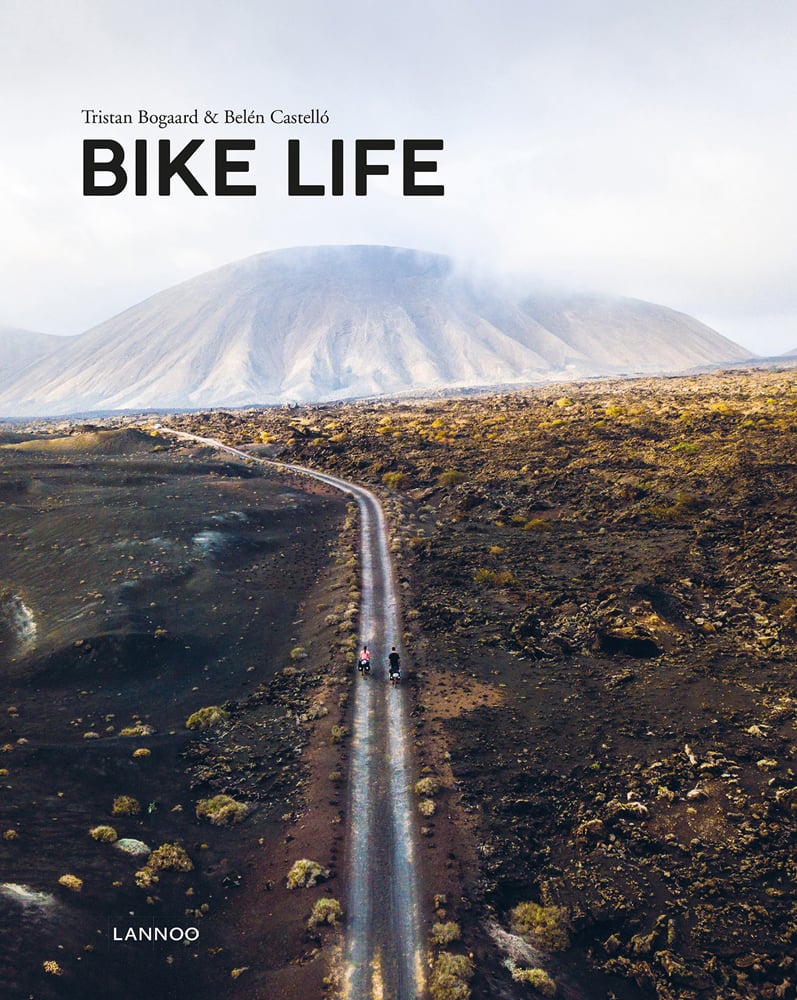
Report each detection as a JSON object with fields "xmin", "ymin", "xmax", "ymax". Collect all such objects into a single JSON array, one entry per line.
[{"xmin": 111, "ymin": 925, "xmax": 200, "ymax": 943}]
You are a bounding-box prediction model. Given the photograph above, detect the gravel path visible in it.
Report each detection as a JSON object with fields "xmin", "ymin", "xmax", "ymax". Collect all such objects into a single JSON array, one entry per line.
[{"xmin": 162, "ymin": 429, "xmax": 424, "ymax": 999}]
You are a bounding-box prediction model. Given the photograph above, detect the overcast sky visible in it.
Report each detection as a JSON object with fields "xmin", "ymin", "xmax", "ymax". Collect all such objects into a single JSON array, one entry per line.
[{"xmin": 2, "ymin": 0, "xmax": 796, "ymax": 353}]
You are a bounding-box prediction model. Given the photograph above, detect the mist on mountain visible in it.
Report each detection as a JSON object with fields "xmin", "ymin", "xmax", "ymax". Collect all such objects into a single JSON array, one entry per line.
[{"xmin": 0, "ymin": 246, "xmax": 752, "ymax": 416}]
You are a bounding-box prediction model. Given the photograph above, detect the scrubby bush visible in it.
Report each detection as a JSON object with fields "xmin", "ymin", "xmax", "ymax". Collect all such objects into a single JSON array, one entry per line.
[
  {"xmin": 646, "ymin": 490, "xmax": 704, "ymax": 524},
  {"xmin": 430, "ymin": 921, "xmax": 461, "ymax": 947},
  {"xmin": 134, "ymin": 842, "xmax": 193, "ymax": 889},
  {"xmin": 382, "ymin": 471, "xmax": 409, "ymax": 489},
  {"xmin": 415, "ymin": 776, "xmax": 440, "ymax": 797},
  {"xmin": 290, "ymin": 646, "xmax": 307, "ymax": 660},
  {"xmin": 307, "ymin": 897, "xmax": 343, "ymax": 928},
  {"xmin": 133, "ymin": 865, "xmax": 160, "ymax": 889},
  {"xmin": 58, "ymin": 874, "xmax": 83, "ymax": 892},
  {"xmin": 510, "ymin": 902, "xmax": 570, "ymax": 952},
  {"xmin": 330, "ymin": 725, "xmax": 349, "ymax": 743},
  {"xmin": 196, "ymin": 794, "xmax": 248, "ymax": 826},
  {"xmin": 147, "ymin": 843, "xmax": 193, "ymax": 872},
  {"xmin": 120, "ymin": 723, "xmax": 155, "ymax": 737},
  {"xmin": 89, "ymin": 825, "xmax": 118, "ymax": 843},
  {"xmin": 186, "ymin": 705, "xmax": 229, "ymax": 730},
  {"xmin": 132, "ymin": 747, "xmax": 151, "ymax": 758},
  {"xmin": 112, "ymin": 795, "xmax": 141, "ymax": 816},
  {"xmin": 429, "ymin": 952, "xmax": 474, "ymax": 1000},
  {"xmin": 134, "ymin": 867, "xmax": 158, "ymax": 889},
  {"xmin": 508, "ymin": 963, "xmax": 556, "ymax": 995},
  {"xmin": 472, "ymin": 568, "xmax": 517, "ymax": 588},
  {"xmin": 418, "ymin": 798, "xmax": 437, "ymax": 817},
  {"xmin": 286, "ymin": 858, "xmax": 329, "ymax": 889},
  {"xmin": 522, "ymin": 518, "xmax": 552, "ymax": 532},
  {"xmin": 437, "ymin": 470, "xmax": 466, "ymax": 487}
]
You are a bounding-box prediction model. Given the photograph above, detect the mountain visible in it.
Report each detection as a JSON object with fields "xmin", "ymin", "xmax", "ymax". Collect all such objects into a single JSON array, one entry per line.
[
  {"xmin": 0, "ymin": 246, "xmax": 753, "ymax": 416},
  {"xmin": 0, "ymin": 327, "xmax": 64, "ymax": 385}
]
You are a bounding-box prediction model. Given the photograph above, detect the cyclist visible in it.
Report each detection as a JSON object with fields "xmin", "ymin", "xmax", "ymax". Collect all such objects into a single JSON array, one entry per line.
[{"xmin": 388, "ymin": 646, "xmax": 401, "ymax": 683}]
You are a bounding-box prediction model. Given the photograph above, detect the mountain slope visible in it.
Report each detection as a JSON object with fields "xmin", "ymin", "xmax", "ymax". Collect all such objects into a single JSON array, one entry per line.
[
  {"xmin": 0, "ymin": 246, "xmax": 752, "ymax": 416},
  {"xmin": 0, "ymin": 327, "xmax": 64, "ymax": 385}
]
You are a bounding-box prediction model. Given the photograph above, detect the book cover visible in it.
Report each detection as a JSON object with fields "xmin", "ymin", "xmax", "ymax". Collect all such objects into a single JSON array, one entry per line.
[{"xmin": 1, "ymin": 3, "xmax": 796, "ymax": 999}]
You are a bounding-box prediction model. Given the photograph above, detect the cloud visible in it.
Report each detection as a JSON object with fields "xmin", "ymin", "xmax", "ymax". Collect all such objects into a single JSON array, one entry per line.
[{"xmin": 1, "ymin": 0, "xmax": 797, "ymax": 353}]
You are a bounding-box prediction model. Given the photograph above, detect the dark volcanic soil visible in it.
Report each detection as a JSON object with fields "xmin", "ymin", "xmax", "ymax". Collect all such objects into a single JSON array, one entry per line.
[
  {"xmin": 172, "ymin": 368, "xmax": 797, "ymax": 1000},
  {"xmin": 0, "ymin": 428, "xmax": 353, "ymax": 1000}
]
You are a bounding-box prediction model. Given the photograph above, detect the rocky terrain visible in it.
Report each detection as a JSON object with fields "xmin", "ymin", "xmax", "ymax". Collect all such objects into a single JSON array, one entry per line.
[
  {"xmin": 166, "ymin": 366, "xmax": 797, "ymax": 1000},
  {"xmin": 2, "ymin": 366, "xmax": 795, "ymax": 1000},
  {"xmin": 0, "ymin": 428, "xmax": 358, "ymax": 1000}
]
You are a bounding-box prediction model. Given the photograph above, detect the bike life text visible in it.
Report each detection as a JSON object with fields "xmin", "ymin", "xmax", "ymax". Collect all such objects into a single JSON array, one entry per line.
[{"xmin": 83, "ymin": 139, "xmax": 445, "ymax": 196}]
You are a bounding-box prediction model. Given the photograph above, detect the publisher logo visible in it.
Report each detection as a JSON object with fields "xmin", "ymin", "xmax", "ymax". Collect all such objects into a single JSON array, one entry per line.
[{"xmin": 109, "ymin": 919, "xmax": 199, "ymax": 945}]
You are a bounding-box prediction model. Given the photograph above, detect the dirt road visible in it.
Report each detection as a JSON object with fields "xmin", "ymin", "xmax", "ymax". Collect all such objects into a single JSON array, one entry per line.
[{"xmin": 162, "ymin": 429, "xmax": 425, "ymax": 999}]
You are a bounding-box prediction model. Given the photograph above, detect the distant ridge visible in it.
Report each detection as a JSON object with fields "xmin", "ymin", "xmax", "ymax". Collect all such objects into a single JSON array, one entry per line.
[
  {"xmin": 0, "ymin": 246, "xmax": 753, "ymax": 416},
  {"xmin": 0, "ymin": 327, "xmax": 63, "ymax": 386}
]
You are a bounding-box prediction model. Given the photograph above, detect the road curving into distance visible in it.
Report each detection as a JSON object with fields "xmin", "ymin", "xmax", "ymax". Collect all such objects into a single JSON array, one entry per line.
[{"xmin": 160, "ymin": 428, "xmax": 425, "ymax": 999}]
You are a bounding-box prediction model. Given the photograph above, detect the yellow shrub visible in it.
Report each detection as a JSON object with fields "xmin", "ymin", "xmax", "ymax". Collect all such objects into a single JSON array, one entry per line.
[
  {"xmin": 308, "ymin": 897, "xmax": 343, "ymax": 928},
  {"xmin": 186, "ymin": 705, "xmax": 229, "ymax": 730},
  {"xmin": 89, "ymin": 825, "xmax": 118, "ymax": 843},
  {"xmin": 112, "ymin": 795, "xmax": 141, "ymax": 816},
  {"xmin": 196, "ymin": 794, "xmax": 248, "ymax": 826},
  {"xmin": 510, "ymin": 901, "xmax": 570, "ymax": 952}
]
